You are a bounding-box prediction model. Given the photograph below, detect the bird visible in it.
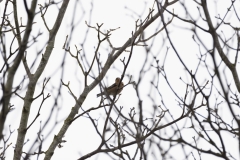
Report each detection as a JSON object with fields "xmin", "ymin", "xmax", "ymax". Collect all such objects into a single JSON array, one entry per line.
[{"xmin": 97, "ymin": 77, "xmax": 124, "ymax": 98}]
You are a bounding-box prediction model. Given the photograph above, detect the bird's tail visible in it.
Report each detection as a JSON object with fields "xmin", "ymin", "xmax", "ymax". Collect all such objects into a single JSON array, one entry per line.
[{"xmin": 97, "ymin": 93, "xmax": 102, "ymax": 97}]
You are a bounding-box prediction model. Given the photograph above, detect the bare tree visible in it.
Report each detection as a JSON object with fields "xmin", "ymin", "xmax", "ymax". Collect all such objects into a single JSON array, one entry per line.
[{"xmin": 0, "ymin": 0, "xmax": 239, "ymax": 160}]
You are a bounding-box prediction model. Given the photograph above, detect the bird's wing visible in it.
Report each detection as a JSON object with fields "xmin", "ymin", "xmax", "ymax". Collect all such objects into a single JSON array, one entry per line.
[{"xmin": 106, "ymin": 83, "xmax": 117, "ymax": 90}]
